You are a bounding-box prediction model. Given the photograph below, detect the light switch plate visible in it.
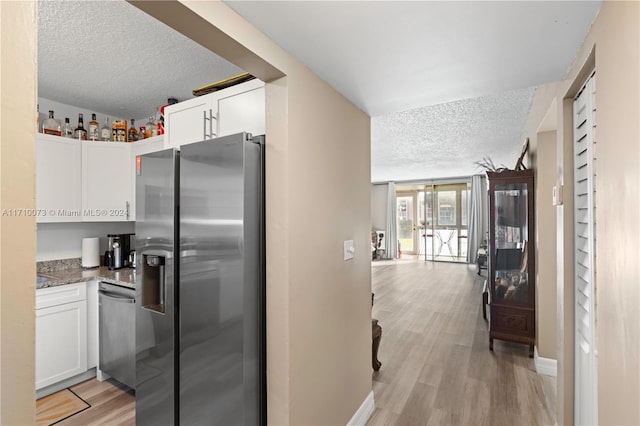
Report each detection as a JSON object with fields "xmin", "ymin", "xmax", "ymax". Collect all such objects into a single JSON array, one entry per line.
[
  {"xmin": 344, "ymin": 240, "xmax": 354, "ymax": 260},
  {"xmin": 553, "ymin": 184, "xmax": 564, "ymax": 206}
]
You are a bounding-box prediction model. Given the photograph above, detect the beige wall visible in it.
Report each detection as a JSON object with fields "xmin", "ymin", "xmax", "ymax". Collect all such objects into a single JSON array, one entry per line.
[
  {"xmin": 132, "ymin": 1, "xmax": 373, "ymax": 424},
  {"xmin": 531, "ymin": 130, "xmax": 558, "ymax": 360},
  {"xmin": 589, "ymin": 2, "xmax": 639, "ymax": 424},
  {"xmin": 522, "ymin": 84, "xmax": 560, "ymax": 364},
  {"xmin": 521, "ymin": 1, "xmax": 640, "ymax": 424},
  {"xmin": 0, "ymin": 1, "xmax": 37, "ymax": 423}
]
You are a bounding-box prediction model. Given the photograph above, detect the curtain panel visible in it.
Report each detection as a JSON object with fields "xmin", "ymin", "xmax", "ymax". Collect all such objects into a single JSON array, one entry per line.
[
  {"xmin": 385, "ymin": 182, "xmax": 398, "ymax": 259},
  {"xmin": 466, "ymin": 175, "xmax": 483, "ymax": 263}
]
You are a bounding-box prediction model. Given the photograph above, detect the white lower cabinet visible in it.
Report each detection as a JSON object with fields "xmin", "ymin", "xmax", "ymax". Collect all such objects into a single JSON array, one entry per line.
[{"xmin": 36, "ymin": 283, "xmax": 88, "ymax": 390}]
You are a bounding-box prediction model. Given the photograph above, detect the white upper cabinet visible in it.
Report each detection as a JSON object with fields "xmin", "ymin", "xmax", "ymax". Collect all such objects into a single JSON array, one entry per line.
[
  {"xmin": 218, "ymin": 84, "xmax": 265, "ymax": 137},
  {"xmin": 82, "ymin": 141, "xmax": 132, "ymax": 222},
  {"xmin": 164, "ymin": 79, "xmax": 265, "ymax": 148},
  {"xmin": 165, "ymin": 95, "xmax": 217, "ymax": 149},
  {"xmin": 36, "ymin": 134, "xmax": 82, "ymax": 223}
]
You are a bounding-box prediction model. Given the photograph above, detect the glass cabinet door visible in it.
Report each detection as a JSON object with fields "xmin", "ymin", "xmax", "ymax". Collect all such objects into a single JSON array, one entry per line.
[{"xmin": 492, "ymin": 182, "xmax": 529, "ymax": 305}]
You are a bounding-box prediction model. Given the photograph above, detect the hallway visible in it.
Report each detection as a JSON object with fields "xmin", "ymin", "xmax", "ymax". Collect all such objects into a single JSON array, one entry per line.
[{"xmin": 368, "ymin": 260, "xmax": 556, "ymax": 425}]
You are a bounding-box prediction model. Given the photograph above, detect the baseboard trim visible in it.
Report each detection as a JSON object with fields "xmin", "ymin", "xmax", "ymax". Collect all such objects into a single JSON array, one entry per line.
[
  {"xmin": 347, "ymin": 391, "xmax": 375, "ymax": 426},
  {"xmin": 534, "ymin": 346, "xmax": 557, "ymax": 377},
  {"xmin": 36, "ymin": 368, "xmax": 97, "ymax": 399}
]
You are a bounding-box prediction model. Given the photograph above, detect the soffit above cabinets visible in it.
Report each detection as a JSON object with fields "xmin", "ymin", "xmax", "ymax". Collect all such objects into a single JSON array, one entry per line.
[{"xmin": 37, "ymin": 0, "xmax": 244, "ymax": 119}]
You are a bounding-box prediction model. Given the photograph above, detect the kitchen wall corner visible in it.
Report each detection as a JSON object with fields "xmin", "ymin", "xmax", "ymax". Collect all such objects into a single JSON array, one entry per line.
[{"xmin": 37, "ymin": 222, "xmax": 135, "ymax": 262}]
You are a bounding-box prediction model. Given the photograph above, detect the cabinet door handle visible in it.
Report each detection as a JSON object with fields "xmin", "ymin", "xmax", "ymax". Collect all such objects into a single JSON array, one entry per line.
[
  {"xmin": 209, "ymin": 109, "xmax": 214, "ymax": 139},
  {"xmin": 204, "ymin": 109, "xmax": 216, "ymax": 140},
  {"xmin": 203, "ymin": 110, "xmax": 208, "ymax": 140}
]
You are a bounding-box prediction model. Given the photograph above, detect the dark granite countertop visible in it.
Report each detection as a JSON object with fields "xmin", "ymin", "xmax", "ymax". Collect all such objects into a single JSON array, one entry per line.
[{"xmin": 37, "ymin": 266, "xmax": 136, "ymax": 290}]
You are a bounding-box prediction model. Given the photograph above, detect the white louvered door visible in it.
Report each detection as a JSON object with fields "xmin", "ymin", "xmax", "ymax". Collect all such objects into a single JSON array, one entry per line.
[{"xmin": 573, "ymin": 72, "xmax": 597, "ymax": 426}]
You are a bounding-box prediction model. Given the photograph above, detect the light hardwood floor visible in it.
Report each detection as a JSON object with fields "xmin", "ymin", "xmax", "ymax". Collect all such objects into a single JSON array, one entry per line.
[
  {"xmin": 368, "ymin": 259, "xmax": 556, "ymax": 426},
  {"xmin": 55, "ymin": 378, "xmax": 135, "ymax": 426},
  {"xmin": 49, "ymin": 259, "xmax": 555, "ymax": 425}
]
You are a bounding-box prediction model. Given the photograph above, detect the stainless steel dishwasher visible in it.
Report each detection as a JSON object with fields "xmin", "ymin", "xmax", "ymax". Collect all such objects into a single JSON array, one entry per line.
[{"xmin": 98, "ymin": 281, "xmax": 136, "ymax": 389}]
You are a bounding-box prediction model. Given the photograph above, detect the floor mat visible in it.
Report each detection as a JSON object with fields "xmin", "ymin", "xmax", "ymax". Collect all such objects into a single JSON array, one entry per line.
[{"xmin": 36, "ymin": 388, "xmax": 90, "ymax": 426}]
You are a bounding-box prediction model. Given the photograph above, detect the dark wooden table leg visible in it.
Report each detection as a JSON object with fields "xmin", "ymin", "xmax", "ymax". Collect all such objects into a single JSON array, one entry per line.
[
  {"xmin": 482, "ymin": 280, "xmax": 488, "ymax": 321},
  {"xmin": 372, "ymin": 320, "xmax": 382, "ymax": 371}
]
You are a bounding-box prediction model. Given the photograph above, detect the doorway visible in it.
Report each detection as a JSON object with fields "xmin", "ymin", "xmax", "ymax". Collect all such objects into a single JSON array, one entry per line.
[
  {"xmin": 396, "ymin": 182, "xmax": 469, "ymax": 262},
  {"xmin": 396, "ymin": 191, "xmax": 424, "ymax": 255},
  {"xmin": 423, "ymin": 183, "xmax": 469, "ymax": 262}
]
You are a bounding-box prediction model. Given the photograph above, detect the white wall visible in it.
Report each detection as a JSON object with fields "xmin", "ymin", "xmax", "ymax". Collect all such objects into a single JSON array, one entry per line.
[{"xmin": 37, "ymin": 222, "xmax": 135, "ymax": 261}]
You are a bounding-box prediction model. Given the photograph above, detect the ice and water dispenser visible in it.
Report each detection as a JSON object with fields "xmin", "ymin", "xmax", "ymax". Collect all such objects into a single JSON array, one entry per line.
[{"xmin": 141, "ymin": 254, "xmax": 166, "ymax": 314}]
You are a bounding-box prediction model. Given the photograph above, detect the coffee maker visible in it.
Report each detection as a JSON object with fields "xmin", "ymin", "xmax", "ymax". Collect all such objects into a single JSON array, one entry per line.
[{"xmin": 105, "ymin": 233, "xmax": 135, "ymax": 269}]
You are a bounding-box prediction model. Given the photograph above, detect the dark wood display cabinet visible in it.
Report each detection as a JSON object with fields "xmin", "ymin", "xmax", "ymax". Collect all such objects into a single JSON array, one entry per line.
[{"xmin": 487, "ymin": 169, "xmax": 535, "ymax": 357}]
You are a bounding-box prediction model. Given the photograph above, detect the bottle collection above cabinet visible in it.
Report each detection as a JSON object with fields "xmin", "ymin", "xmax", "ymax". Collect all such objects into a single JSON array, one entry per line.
[{"xmin": 39, "ymin": 111, "xmax": 160, "ymax": 143}]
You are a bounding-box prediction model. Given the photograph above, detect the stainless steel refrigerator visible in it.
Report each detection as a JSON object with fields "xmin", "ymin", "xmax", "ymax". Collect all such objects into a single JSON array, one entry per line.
[{"xmin": 135, "ymin": 132, "xmax": 265, "ymax": 425}]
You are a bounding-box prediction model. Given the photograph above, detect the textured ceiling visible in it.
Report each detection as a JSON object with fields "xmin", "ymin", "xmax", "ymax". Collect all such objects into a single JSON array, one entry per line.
[
  {"xmin": 38, "ymin": 0, "xmax": 243, "ymax": 119},
  {"xmin": 371, "ymin": 87, "xmax": 536, "ymax": 181}
]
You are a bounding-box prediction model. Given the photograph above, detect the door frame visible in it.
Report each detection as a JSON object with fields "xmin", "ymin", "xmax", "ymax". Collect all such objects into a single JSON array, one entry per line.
[
  {"xmin": 573, "ymin": 71, "xmax": 598, "ymax": 426},
  {"xmin": 396, "ymin": 191, "xmax": 420, "ymax": 255}
]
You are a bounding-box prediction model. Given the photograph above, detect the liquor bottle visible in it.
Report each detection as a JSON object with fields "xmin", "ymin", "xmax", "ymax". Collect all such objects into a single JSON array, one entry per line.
[
  {"xmin": 145, "ymin": 116, "xmax": 156, "ymax": 139},
  {"xmin": 74, "ymin": 113, "xmax": 87, "ymax": 140},
  {"xmin": 157, "ymin": 106, "xmax": 165, "ymax": 136},
  {"xmin": 127, "ymin": 118, "xmax": 139, "ymax": 142},
  {"xmin": 62, "ymin": 117, "xmax": 74, "ymax": 138},
  {"xmin": 42, "ymin": 110, "xmax": 62, "ymax": 136},
  {"xmin": 112, "ymin": 119, "xmax": 127, "ymax": 142},
  {"xmin": 100, "ymin": 117, "xmax": 111, "ymax": 141},
  {"xmin": 88, "ymin": 113, "xmax": 100, "ymax": 141},
  {"xmin": 36, "ymin": 104, "xmax": 40, "ymax": 133}
]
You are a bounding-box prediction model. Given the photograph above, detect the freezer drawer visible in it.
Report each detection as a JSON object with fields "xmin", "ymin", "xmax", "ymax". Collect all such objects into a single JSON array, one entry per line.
[{"xmin": 99, "ymin": 282, "xmax": 136, "ymax": 389}]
